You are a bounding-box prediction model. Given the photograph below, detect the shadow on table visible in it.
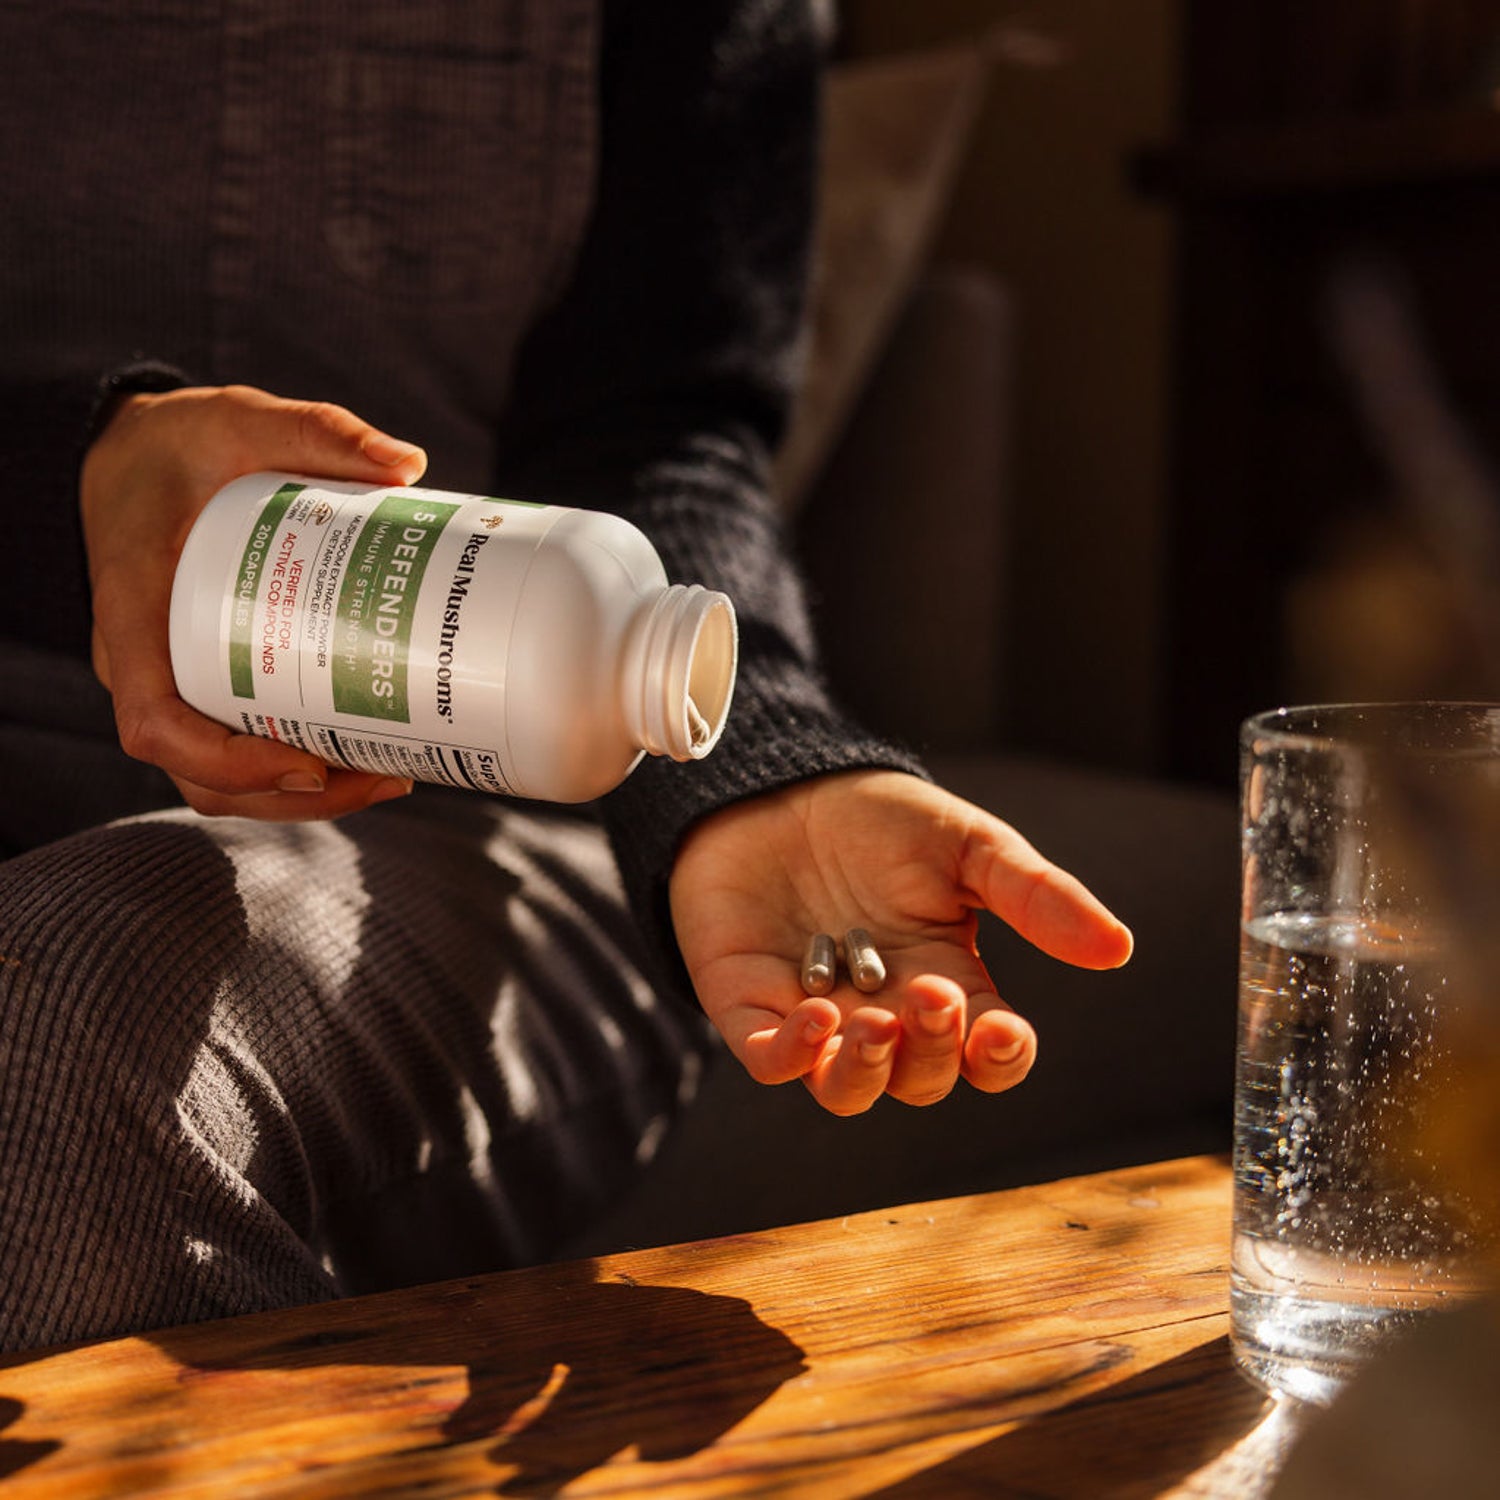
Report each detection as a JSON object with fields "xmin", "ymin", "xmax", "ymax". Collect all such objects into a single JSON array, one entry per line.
[
  {"xmin": 0, "ymin": 1398, "xmax": 60, "ymax": 1481},
  {"xmin": 441, "ymin": 1280, "xmax": 809, "ymax": 1494},
  {"xmin": 149, "ymin": 1261, "xmax": 806, "ymax": 1497},
  {"xmin": 870, "ymin": 1336, "xmax": 1284, "ymax": 1499}
]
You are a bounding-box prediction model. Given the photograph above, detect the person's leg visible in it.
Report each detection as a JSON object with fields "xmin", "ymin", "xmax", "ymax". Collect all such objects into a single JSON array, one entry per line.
[
  {"xmin": 0, "ymin": 788, "xmax": 706, "ymax": 1353},
  {"xmin": 0, "ymin": 641, "xmax": 180, "ymax": 857}
]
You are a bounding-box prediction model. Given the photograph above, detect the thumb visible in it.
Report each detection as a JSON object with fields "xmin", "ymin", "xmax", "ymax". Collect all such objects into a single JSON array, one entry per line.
[
  {"xmin": 227, "ymin": 390, "xmax": 428, "ymax": 488},
  {"xmin": 960, "ymin": 810, "xmax": 1134, "ymax": 971}
]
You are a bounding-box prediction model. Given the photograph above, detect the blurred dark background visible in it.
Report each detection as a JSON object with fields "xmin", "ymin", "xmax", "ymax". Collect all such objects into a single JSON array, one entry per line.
[{"xmin": 801, "ymin": 0, "xmax": 1500, "ymax": 795}]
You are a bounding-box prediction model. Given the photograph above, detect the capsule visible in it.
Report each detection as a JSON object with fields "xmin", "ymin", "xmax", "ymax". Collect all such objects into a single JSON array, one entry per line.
[
  {"xmin": 801, "ymin": 932, "xmax": 838, "ymax": 996},
  {"xmin": 687, "ymin": 695, "xmax": 713, "ymax": 749},
  {"xmin": 844, "ymin": 927, "xmax": 886, "ymax": 993}
]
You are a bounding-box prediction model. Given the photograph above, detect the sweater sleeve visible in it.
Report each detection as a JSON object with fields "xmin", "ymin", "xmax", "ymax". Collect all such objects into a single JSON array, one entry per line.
[{"xmin": 493, "ymin": 0, "xmax": 928, "ymax": 995}]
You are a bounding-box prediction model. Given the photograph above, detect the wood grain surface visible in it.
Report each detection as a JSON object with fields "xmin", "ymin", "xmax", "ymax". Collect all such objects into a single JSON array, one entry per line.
[{"xmin": 0, "ymin": 1156, "xmax": 1279, "ymax": 1498}]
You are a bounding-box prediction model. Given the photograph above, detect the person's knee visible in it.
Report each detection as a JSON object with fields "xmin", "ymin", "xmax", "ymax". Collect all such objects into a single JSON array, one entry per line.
[{"xmin": 0, "ymin": 818, "xmax": 245, "ymax": 1098}]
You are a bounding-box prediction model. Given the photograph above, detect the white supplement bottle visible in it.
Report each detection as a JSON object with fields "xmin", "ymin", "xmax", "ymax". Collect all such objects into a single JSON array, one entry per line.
[{"xmin": 169, "ymin": 472, "xmax": 738, "ymax": 802}]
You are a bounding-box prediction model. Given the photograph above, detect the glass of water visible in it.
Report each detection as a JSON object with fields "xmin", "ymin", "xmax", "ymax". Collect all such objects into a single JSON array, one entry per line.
[{"xmin": 1232, "ymin": 703, "xmax": 1500, "ymax": 1404}]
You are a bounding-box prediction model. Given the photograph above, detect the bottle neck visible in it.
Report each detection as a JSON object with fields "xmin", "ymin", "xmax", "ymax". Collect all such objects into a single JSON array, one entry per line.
[{"xmin": 621, "ymin": 585, "xmax": 738, "ymax": 760}]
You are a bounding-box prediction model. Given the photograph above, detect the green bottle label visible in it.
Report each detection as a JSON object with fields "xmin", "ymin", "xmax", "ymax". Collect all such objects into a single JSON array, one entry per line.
[
  {"xmin": 229, "ymin": 482, "xmax": 303, "ymax": 699},
  {"xmin": 330, "ymin": 495, "xmax": 460, "ymax": 721}
]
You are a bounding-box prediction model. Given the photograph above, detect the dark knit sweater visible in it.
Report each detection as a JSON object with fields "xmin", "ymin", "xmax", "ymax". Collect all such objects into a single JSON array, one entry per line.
[{"xmin": 0, "ymin": 0, "xmax": 923, "ymax": 991}]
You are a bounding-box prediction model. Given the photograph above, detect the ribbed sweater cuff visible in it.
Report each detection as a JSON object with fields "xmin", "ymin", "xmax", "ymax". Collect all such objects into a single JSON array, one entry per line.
[{"xmin": 83, "ymin": 360, "xmax": 192, "ymax": 448}]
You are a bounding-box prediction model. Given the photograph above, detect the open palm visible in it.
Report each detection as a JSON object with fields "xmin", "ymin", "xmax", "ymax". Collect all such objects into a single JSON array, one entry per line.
[{"xmin": 669, "ymin": 770, "xmax": 1133, "ymax": 1115}]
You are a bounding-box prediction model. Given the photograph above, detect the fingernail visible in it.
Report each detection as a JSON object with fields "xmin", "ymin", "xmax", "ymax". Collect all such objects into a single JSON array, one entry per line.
[
  {"xmin": 371, "ymin": 777, "xmax": 414, "ymax": 804},
  {"xmin": 915, "ymin": 999, "xmax": 955, "ymax": 1036},
  {"xmin": 361, "ymin": 432, "xmax": 425, "ymax": 468},
  {"xmin": 276, "ymin": 770, "xmax": 325, "ymax": 793},
  {"xmin": 988, "ymin": 1037, "xmax": 1028, "ymax": 1064},
  {"xmin": 859, "ymin": 1038, "xmax": 895, "ymax": 1066}
]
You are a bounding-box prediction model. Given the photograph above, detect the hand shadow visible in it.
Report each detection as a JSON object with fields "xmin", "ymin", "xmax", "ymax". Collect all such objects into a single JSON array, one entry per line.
[
  {"xmin": 151, "ymin": 1260, "xmax": 806, "ymax": 1497},
  {"xmin": 0, "ymin": 1397, "xmax": 61, "ymax": 1480},
  {"xmin": 451, "ymin": 1274, "xmax": 807, "ymax": 1495}
]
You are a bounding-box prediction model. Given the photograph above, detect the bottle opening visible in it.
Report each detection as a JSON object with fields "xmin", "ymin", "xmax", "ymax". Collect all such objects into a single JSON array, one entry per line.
[
  {"xmin": 624, "ymin": 585, "xmax": 738, "ymax": 761},
  {"xmin": 683, "ymin": 596, "xmax": 736, "ymax": 758}
]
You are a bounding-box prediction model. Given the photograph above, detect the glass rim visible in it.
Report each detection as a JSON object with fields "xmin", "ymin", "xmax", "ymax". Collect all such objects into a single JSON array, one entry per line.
[{"xmin": 1242, "ymin": 701, "xmax": 1500, "ymax": 757}]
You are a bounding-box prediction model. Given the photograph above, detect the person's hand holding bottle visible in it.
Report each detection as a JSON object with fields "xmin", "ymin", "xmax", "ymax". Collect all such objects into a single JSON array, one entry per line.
[{"xmin": 81, "ymin": 383, "xmax": 427, "ymax": 819}]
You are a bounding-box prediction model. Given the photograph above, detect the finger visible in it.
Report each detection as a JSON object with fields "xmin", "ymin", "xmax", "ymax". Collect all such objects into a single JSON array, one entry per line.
[
  {"xmin": 804, "ymin": 1008, "xmax": 901, "ymax": 1117},
  {"xmin": 961, "ymin": 814, "xmax": 1134, "ymax": 970},
  {"xmin": 962, "ymin": 1002, "xmax": 1038, "ymax": 1094},
  {"xmin": 173, "ymin": 770, "xmax": 414, "ymax": 823},
  {"xmin": 89, "ymin": 549, "xmax": 334, "ymax": 793},
  {"xmin": 110, "ymin": 656, "xmax": 334, "ymax": 796},
  {"xmin": 735, "ymin": 996, "xmax": 841, "ymax": 1085},
  {"xmin": 223, "ymin": 389, "xmax": 427, "ymax": 486},
  {"xmin": 884, "ymin": 974, "xmax": 967, "ymax": 1107}
]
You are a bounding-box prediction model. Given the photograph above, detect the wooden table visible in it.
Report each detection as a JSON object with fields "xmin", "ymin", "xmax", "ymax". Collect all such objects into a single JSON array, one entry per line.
[{"xmin": 0, "ymin": 1156, "xmax": 1296, "ymax": 1498}]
